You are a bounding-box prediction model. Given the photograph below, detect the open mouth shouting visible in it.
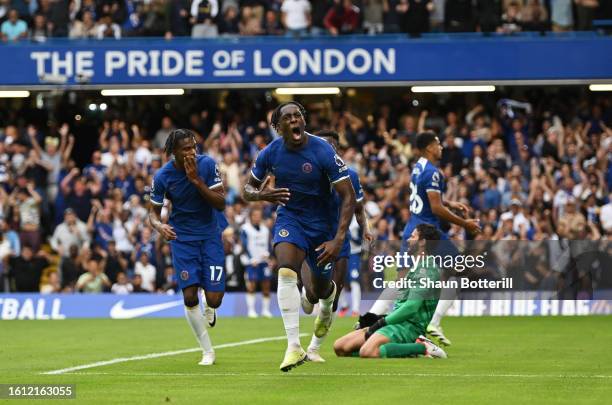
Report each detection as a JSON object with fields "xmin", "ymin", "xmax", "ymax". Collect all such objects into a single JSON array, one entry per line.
[{"xmin": 291, "ymin": 126, "xmax": 303, "ymax": 141}]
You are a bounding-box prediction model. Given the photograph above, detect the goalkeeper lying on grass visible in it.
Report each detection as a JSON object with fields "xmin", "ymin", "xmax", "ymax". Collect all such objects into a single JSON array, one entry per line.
[{"xmin": 333, "ymin": 223, "xmax": 447, "ymax": 359}]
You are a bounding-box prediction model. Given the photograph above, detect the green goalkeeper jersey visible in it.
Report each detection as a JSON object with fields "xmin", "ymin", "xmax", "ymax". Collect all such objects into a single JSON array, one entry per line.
[{"xmin": 384, "ymin": 262, "xmax": 441, "ymax": 336}]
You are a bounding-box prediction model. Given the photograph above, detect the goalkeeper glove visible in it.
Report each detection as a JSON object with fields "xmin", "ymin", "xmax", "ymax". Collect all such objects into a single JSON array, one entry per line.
[
  {"xmin": 356, "ymin": 312, "xmax": 385, "ymax": 329},
  {"xmin": 364, "ymin": 317, "xmax": 387, "ymax": 340}
]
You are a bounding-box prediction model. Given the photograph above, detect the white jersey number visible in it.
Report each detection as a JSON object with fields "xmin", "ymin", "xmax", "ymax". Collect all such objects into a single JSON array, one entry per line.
[{"xmin": 409, "ymin": 182, "xmax": 424, "ymax": 214}]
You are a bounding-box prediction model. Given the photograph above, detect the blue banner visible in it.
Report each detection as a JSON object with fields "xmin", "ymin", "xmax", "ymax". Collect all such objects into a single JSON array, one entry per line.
[
  {"xmin": 0, "ymin": 293, "xmax": 275, "ymax": 320},
  {"xmin": 1, "ymin": 293, "xmax": 611, "ymax": 319},
  {"xmin": 0, "ymin": 35, "xmax": 610, "ymax": 87}
]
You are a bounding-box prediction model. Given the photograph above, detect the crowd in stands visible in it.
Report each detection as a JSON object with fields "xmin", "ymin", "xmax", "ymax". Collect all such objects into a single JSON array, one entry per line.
[
  {"xmin": 1, "ymin": 0, "xmax": 611, "ymax": 42},
  {"xmin": 0, "ymin": 89, "xmax": 610, "ymax": 294}
]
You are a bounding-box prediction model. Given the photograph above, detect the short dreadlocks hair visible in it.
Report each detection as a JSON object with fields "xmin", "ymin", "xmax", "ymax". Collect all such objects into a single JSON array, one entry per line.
[
  {"xmin": 164, "ymin": 128, "xmax": 196, "ymax": 156},
  {"xmin": 270, "ymin": 101, "xmax": 307, "ymax": 132}
]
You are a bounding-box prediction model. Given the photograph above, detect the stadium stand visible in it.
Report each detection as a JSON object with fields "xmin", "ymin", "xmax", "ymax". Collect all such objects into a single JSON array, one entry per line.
[
  {"xmin": 0, "ymin": 0, "xmax": 610, "ymax": 42},
  {"xmin": 0, "ymin": 86, "xmax": 610, "ymax": 294}
]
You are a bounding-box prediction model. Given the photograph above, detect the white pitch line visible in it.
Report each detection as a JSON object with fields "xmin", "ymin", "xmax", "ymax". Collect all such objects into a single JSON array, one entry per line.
[
  {"xmin": 56, "ymin": 372, "xmax": 612, "ymax": 379},
  {"xmin": 41, "ymin": 334, "xmax": 307, "ymax": 376}
]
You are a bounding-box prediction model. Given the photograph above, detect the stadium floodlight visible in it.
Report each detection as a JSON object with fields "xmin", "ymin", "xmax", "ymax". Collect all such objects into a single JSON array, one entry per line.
[
  {"xmin": 100, "ymin": 88, "xmax": 185, "ymax": 96},
  {"xmin": 275, "ymin": 87, "xmax": 341, "ymax": 95},
  {"xmin": 411, "ymin": 85, "xmax": 496, "ymax": 93},
  {"xmin": 589, "ymin": 84, "xmax": 612, "ymax": 92},
  {"xmin": 0, "ymin": 90, "xmax": 30, "ymax": 98}
]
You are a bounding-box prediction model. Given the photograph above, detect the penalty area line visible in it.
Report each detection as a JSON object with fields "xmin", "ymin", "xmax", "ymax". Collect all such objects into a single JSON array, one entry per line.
[{"xmin": 41, "ymin": 334, "xmax": 308, "ymax": 376}]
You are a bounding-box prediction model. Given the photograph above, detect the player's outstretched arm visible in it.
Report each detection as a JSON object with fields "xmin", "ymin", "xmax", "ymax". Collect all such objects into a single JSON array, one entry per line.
[
  {"xmin": 242, "ymin": 175, "xmax": 290, "ymax": 205},
  {"xmin": 428, "ymin": 191, "xmax": 481, "ymax": 235},
  {"xmin": 316, "ymin": 178, "xmax": 355, "ymax": 266}
]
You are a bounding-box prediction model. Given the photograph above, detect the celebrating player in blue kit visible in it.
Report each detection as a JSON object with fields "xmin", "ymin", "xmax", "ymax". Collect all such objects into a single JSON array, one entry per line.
[
  {"xmin": 301, "ymin": 130, "xmax": 373, "ymax": 363},
  {"xmin": 363, "ymin": 131, "xmax": 481, "ymax": 346},
  {"xmin": 403, "ymin": 132, "xmax": 480, "ymax": 244},
  {"xmin": 243, "ymin": 102, "xmax": 356, "ymax": 372},
  {"xmin": 148, "ymin": 129, "xmax": 226, "ymax": 366}
]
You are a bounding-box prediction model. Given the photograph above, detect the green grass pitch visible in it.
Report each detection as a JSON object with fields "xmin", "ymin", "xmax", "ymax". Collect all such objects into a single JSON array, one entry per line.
[{"xmin": 1, "ymin": 316, "xmax": 611, "ymax": 404}]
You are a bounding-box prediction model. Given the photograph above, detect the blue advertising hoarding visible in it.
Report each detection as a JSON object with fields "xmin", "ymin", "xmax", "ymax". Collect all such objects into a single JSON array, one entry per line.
[
  {"xmin": 1, "ymin": 293, "xmax": 611, "ymax": 319},
  {"xmin": 0, "ymin": 35, "xmax": 611, "ymax": 88}
]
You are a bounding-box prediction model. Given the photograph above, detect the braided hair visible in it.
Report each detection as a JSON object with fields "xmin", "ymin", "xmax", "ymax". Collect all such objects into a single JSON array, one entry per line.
[
  {"xmin": 270, "ymin": 101, "xmax": 307, "ymax": 132},
  {"xmin": 164, "ymin": 128, "xmax": 196, "ymax": 156}
]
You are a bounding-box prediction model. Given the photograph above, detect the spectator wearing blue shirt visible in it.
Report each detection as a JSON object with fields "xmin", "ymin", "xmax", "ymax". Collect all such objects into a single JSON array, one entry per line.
[
  {"xmin": 501, "ymin": 178, "xmax": 528, "ymax": 209},
  {"xmin": 462, "ymin": 129, "xmax": 487, "ymax": 161},
  {"xmin": 134, "ymin": 227, "xmax": 157, "ymax": 269},
  {"xmin": 87, "ymin": 201, "xmax": 113, "ymax": 251},
  {"xmin": 1, "ymin": 9, "xmax": 28, "ymax": 42},
  {"xmin": 83, "ymin": 151, "xmax": 107, "ymax": 183},
  {"xmin": 109, "ymin": 164, "xmax": 136, "ymax": 198},
  {"xmin": 473, "ymin": 174, "xmax": 502, "ymax": 211},
  {"xmin": 1, "ymin": 219, "xmax": 21, "ymax": 257}
]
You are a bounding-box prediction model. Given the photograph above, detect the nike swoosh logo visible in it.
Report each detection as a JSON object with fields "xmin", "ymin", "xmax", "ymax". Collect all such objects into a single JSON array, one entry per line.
[{"xmin": 110, "ymin": 300, "xmax": 184, "ymax": 319}]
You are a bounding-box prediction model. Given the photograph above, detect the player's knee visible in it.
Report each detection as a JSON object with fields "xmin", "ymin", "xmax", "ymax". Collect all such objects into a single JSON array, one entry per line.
[
  {"xmin": 207, "ymin": 297, "xmax": 222, "ymax": 308},
  {"xmin": 183, "ymin": 296, "xmax": 199, "ymax": 308},
  {"xmin": 277, "ymin": 266, "xmax": 297, "ymax": 279},
  {"xmin": 205, "ymin": 293, "xmax": 224, "ymax": 308},
  {"xmin": 333, "ymin": 338, "xmax": 348, "ymax": 356},
  {"xmin": 359, "ymin": 345, "xmax": 379, "ymax": 358}
]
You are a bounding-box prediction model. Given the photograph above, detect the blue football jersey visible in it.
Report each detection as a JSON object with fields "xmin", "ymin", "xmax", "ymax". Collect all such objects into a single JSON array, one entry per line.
[
  {"xmin": 329, "ymin": 167, "xmax": 364, "ymax": 234},
  {"xmin": 215, "ymin": 209, "xmax": 229, "ymax": 234},
  {"xmin": 407, "ymin": 157, "xmax": 446, "ymax": 231},
  {"xmin": 251, "ymin": 133, "xmax": 349, "ymax": 232},
  {"xmin": 150, "ymin": 155, "xmax": 222, "ymax": 241}
]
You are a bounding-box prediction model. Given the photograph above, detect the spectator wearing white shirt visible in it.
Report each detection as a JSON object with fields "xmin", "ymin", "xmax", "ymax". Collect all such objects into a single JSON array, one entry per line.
[
  {"xmin": 70, "ymin": 10, "xmax": 97, "ymax": 39},
  {"xmin": 134, "ymin": 140, "xmax": 153, "ymax": 168},
  {"xmin": 281, "ymin": 0, "xmax": 311, "ymax": 37},
  {"xmin": 134, "ymin": 252, "xmax": 156, "ymax": 292},
  {"xmin": 40, "ymin": 272, "xmax": 61, "ymax": 294},
  {"xmin": 508, "ymin": 198, "xmax": 530, "ymax": 237},
  {"xmin": 111, "ymin": 272, "xmax": 134, "ymax": 295},
  {"xmin": 190, "ymin": 0, "xmax": 219, "ymax": 38},
  {"xmin": 600, "ymin": 192, "xmax": 612, "ymax": 235},
  {"xmin": 50, "ymin": 208, "xmax": 91, "ymax": 258},
  {"xmin": 153, "ymin": 117, "xmax": 175, "ymax": 150},
  {"xmin": 101, "ymin": 137, "xmax": 127, "ymax": 168},
  {"xmin": 95, "ymin": 14, "xmax": 122, "ymax": 39}
]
